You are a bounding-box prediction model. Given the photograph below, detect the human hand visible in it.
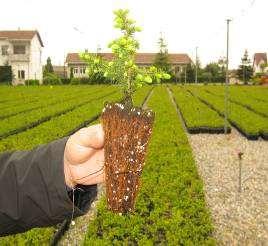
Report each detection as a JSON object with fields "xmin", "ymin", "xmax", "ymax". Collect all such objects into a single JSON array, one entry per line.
[{"xmin": 64, "ymin": 124, "xmax": 105, "ymax": 188}]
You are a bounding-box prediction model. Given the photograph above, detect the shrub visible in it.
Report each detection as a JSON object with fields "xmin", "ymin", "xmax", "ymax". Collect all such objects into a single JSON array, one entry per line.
[
  {"xmin": 25, "ymin": 79, "xmax": 40, "ymax": 85},
  {"xmin": 0, "ymin": 66, "xmax": 12, "ymax": 83},
  {"xmin": 0, "ymin": 81, "xmax": 11, "ymax": 85},
  {"xmin": 70, "ymin": 77, "xmax": 81, "ymax": 85},
  {"xmin": 70, "ymin": 77, "xmax": 107, "ymax": 85},
  {"xmin": 251, "ymin": 77, "xmax": 261, "ymax": 85},
  {"xmin": 43, "ymin": 73, "xmax": 62, "ymax": 85},
  {"xmin": 61, "ymin": 78, "xmax": 71, "ymax": 84}
]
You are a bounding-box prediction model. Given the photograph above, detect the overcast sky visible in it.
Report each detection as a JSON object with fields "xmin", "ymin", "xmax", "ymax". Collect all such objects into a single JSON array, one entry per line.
[{"xmin": 1, "ymin": 0, "xmax": 267, "ymax": 68}]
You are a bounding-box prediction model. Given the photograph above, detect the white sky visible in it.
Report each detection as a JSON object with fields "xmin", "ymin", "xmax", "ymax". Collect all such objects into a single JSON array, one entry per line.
[{"xmin": 1, "ymin": 0, "xmax": 267, "ymax": 68}]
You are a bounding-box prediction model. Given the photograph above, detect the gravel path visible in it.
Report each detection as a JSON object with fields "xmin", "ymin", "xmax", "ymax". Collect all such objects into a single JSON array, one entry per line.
[{"xmin": 188, "ymin": 129, "xmax": 268, "ymax": 245}]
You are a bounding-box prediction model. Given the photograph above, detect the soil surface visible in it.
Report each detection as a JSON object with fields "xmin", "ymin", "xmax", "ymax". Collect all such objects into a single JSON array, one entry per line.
[{"xmin": 188, "ymin": 129, "xmax": 268, "ymax": 245}]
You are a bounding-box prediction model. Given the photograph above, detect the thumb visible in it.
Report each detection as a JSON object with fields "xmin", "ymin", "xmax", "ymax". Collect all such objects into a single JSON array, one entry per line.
[
  {"xmin": 74, "ymin": 124, "xmax": 104, "ymax": 149},
  {"xmin": 65, "ymin": 124, "xmax": 104, "ymax": 165}
]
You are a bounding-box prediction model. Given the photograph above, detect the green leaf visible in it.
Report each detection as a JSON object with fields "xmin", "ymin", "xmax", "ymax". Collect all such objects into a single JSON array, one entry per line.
[
  {"xmin": 144, "ymin": 76, "xmax": 152, "ymax": 83},
  {"xmin": 163, "ymin": 73, "xmax": 171, "ymax": 79}
]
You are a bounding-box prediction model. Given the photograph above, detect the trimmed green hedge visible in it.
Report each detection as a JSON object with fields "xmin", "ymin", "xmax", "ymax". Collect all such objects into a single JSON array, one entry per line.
[
  {"xmin": 84, "ymin": 86, "xmax": 215, "ymax": 245},
  {"xmin": 187, "ymin": 85, "xmax": 268, "ymax": 139},
  {"xmin": 171, "ymin": 85, "xmax": 230, "ymax": 133}
]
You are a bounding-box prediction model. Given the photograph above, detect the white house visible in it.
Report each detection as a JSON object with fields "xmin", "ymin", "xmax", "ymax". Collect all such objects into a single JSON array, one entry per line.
[
  {"xmin": 65, "ymin": 52, "xmax": 193, "ymax": 79},
  {"xmin": 253, "ymin": 53, "xmax": 267, "ymax": 74},
  {"xmin": 0, "ymin": 30, "xmax": 44, "ymax": 84}
]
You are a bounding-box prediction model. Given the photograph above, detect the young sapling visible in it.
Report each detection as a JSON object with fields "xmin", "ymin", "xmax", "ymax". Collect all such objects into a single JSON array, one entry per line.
[{"xmin": 81, "ymin": 9, "xmax": 170, "ymax": 213}]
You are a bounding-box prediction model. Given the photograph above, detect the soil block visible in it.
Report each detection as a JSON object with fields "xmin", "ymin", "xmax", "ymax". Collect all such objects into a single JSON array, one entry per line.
[{"xmin": 101, "ymin": 102, "xmax": 154, "ymax": 213}]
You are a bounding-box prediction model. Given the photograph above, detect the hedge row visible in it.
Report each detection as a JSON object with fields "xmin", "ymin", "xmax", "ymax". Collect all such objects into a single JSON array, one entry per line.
[
  {"xmin": 0, "ymin": 86, "xmax": 103, "ymax": 119},
  {"xmin": 84, "ymin": 85, "xmax": 215, "ymax": 245},
  {"xmin": 0, "ymin": 88, "xmax": 117, "ymax": 139},
  {"xmin": 239, "ymin": 86, "xmax": 268, "ymax": 103},
  {"xmin": 0, "ymin": 86, "xmax": 82, "ymax": 109},
  {"xmin": 170, "ymin": 85, "xmax": 230, "ymax": 134},
  {"xmin": 187, "ymin": 86, "xmax": 268, "ymax": 140},
  {"xmin": 204, "ymin": 86, "xmax": 268, "ymax": 118}
]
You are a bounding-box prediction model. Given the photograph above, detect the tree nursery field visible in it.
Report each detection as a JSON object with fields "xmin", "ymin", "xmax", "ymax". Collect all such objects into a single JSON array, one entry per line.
[{"xmin": 0, "ymin": 84, "xmax": 267, "ymax": 245}]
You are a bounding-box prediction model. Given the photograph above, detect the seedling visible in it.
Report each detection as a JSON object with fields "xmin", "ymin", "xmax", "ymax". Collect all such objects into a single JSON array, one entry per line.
[{"xmin": 81, "ymin": 9, "xmax": 170, "ymax": 213}]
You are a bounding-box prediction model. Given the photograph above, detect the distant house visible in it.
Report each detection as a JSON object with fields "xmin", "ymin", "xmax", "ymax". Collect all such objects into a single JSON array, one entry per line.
[
  {"xmin": 0, "ymin": 30, "xmax": 44, "ymax": 84},
  {"xmin": 49, "ymin": 66, "xmax": 67, "ymax": 79},
  {"xmin": 65, "ymin": 52, "xmax": 192, "ymax": 78},
  {"xmin": 253, "ymin": 53, "xmax": 267, "ymax": 74}
]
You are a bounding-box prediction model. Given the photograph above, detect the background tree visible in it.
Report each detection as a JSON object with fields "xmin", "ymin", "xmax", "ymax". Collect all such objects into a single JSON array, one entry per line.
[
  {"xmin": 43, "ymin": 57, "xmax": 54, "ymax": 77},
  {"xmin": 185, "ymin": 63, "xmax": 195, "ymax": 83},
  {"xmin": 218, "ymin": 57, "xmax": 226, "ymax": 83},
  {"xmin": 154, "ymin": 33, "xmax": 172, "ymax": 80},
  {"xmin": 203, "ymin": 61, "xmax": 225, "ymax": 83},
  {"xmin": 201, "ymin": 72, "xmax": 213, "ymax": 83},
  {"xmin": 237, "ymin": 50, "xmax": 253, "ymax": 84}
]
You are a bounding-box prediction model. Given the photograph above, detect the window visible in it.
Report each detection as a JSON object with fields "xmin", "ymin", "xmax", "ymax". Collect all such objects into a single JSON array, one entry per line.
[
  {"xmin": 1, "ymin": 45, "xmax": 8, "ymax": 55},
  {"xmin": 14, "ymin": 45, "xmax": 26, "ymax": 54},
  {"xmin": 73, "ymin": 68, "xmax": 78, "ymax": 74},
  {"xmin": 18, "ymin": 70, "xmax": 25, "ymax": 79},
  {"xmin": 80, "ymin": 67, "xmax": 86, "ymax": 74}
]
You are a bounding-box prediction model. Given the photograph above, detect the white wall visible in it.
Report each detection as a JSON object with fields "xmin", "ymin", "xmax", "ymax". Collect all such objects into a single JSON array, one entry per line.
[
  {"xmin": 67, "ymin": 65, "xmax": 88, "ymax": 78},
  {"xmin": 0, "ymin": 40, "xmax": 10, "ymax": 66},
  {"xmin": 30, "ymin": 34, "xmax": 43, "ymax": 81},
  {"xmin": 254, "ymin": 60, "xmax": 265, "ymax": 74},
  {"xmin": 0, "ymin": 35, "xmax": 42, "ymax": 83}
]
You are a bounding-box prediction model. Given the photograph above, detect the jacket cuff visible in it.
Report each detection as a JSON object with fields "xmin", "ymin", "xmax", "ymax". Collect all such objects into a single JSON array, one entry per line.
[{"xmin": 48, "ymin": 137, "xmax": 97, "ymax": 220}]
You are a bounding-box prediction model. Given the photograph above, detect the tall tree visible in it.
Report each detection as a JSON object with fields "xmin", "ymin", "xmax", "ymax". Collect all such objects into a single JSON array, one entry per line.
[
  {"xmin": 237, "ymin": 50, "xmax": 253, "ymax": 84},
  {"xmin": 185, "ymin": 63, "xmax": 195, "ymax": 83},
  {"xmin": 204, "ymin": 61, "xmax": 225, "ymax": 83},
  {"xmin": 43, "ymin": 57, "xmax": 54, "ymax": 77},
  {"xmin": 154, "ymin": 33, "xmax": 171, "ymax": 74}
]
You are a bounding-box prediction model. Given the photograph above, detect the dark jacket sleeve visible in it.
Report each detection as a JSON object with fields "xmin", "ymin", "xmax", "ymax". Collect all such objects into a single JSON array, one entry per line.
[{"xmin": 0, "ymin": 137, "xmax": 97, "ymax": 237}]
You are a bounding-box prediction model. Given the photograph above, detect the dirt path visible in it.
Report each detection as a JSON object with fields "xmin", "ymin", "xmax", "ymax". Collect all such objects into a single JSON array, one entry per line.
[{"xmin": 188, "ymin": 129, "xmax": 268, "ymax": 245}]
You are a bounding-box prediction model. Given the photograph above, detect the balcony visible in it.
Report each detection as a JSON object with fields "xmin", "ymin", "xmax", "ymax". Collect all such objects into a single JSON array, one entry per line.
[{"xmin": 9, "ymin": 54, "xmax": 30, "ymax": 62}]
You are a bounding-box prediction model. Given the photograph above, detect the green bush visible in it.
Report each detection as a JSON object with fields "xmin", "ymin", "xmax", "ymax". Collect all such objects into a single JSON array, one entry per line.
[
  {"xmin": 43, "ymin": 73, "xmax": 62, "ymax": 85},
  {"xmin": 70, "ymin": 77, "xmax": 81, "ymax": 85},
  {"xmin": 25, "ymin": 80, "xmax": 40, "ymax": 85},
  {"xmin": 0, "ymin": 81, "xmax": 11, "ymax": 85},
  {"xmin": 61, "ymin": 78, "xmax": 71, "ymax": 84},
  {"xmin": 70, "ymin": 77, "xmax": 107, "ymax": 85},
  {"xmin": 0, "ymin": 66, "xmax": 12, "ymax": 83}
]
